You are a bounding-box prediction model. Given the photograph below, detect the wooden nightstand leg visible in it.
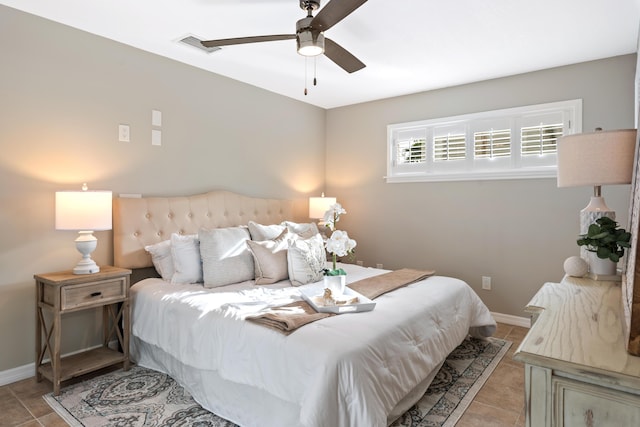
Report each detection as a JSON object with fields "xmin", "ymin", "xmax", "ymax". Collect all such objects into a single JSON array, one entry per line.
[
  {"xmin": 35, "ymin": 309, "xmax": 42, "ymax": 382},
  {"xmin": 123, "ymin": 298, "xmax": 130, "ymax": 370},
  {"xmin": 52, "ymin": 311, "xmax": 62, "ymax": 396},
  {"xmin": 102, "ymin": 305, "xmax": 110, "ymax": 347},
  {"xmin": 35, "ymin": 281, "xmax": 44, "ymax": 382}
]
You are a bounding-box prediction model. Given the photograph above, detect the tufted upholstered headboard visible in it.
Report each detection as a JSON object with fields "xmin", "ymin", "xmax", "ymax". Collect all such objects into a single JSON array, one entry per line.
[{"xmin": 113, "ymin": 190, "xmax": 298, "ymax": 272}]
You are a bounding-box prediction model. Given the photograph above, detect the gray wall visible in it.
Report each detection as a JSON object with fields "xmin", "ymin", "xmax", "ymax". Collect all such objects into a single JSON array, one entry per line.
[
  {"xmin": 0, "ymin": 6, "xmax": 325, "ymax": 372},
  {"xmin": 325, "ymin": 54, "xmax": 636, "ymax": 317},
  {"xmin": 0, "ymin": 4, "xmax": 636, "ymax": 375}
]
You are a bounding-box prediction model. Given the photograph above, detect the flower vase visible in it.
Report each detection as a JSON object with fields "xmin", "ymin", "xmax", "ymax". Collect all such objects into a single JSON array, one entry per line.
[
  {"xmin": 324, "ymin": 275, "xmax": 346, "ymax": 295},
  {"xmin": 589, "ymin": 252, "xmax": 617, "ymax": 276}
]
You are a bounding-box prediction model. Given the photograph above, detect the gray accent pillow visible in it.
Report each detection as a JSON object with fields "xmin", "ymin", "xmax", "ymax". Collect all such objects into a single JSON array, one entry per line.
[{"xmin": 200, "ymin": 226, "xmax": 254, "ymax": 288}]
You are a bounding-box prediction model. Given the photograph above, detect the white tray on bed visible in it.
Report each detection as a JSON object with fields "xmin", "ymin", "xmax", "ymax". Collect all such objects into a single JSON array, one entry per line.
[{"xmin": 299, "ymin": 284, "xmax": 376, "ymax": 314}]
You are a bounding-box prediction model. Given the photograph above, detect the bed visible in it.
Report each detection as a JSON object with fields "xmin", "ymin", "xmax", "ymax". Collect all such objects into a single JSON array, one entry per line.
[{"xmin": 113, "ymin": 190, "xmax": 496, "ymax": 427}]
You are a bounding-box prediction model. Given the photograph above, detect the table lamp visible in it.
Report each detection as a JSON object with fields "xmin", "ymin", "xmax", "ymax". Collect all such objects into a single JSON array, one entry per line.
[
  {"xmin": 309, "ymin": 193, "xmax": 337, "ymax": 221},
  {"xmin": 557, "ymin": 128, "xmax": 636, "ymax": 256},
  {"xmin": 55, "ymin": 183, "xmax": 113, "ymax": 274}
]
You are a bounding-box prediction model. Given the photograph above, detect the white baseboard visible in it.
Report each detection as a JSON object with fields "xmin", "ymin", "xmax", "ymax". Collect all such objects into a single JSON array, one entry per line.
[
  {"xmin": 0, "ymin": 341, "xmax": 119, "ymax": 387},
  {"xmin": 492, "ymin": 311, "xmax": 531, "ymax": 328},
  {"xmin": 0, "ymin": 363, "xmax": 34, "ymax": 387}
]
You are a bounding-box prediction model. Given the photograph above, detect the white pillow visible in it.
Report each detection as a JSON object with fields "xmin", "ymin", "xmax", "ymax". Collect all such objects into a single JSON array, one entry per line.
[
  {"xmin": 170, "ymin": 233, "xmax": 202, "ymax": 284},
  {"xmin": 284, "ymin": 221, "xmax": 320, "ymax": 239},
  {"xmin": 246, "ymin": 229, "xmax": 293, "ymax": 285},
  {"xmin": 248, "ymin": 221, "xmax": 286, "ymax": 241},
  {"xmin": 144, "ymin": 239, "xmax": 174, "ymax": 281},
  {"xmin": 200, "ymin": 226, "xmax": 254, "ymax": 288},
  {"xmin": 287, "ymin": 233, "xmax": 326, "ymax": 286}
]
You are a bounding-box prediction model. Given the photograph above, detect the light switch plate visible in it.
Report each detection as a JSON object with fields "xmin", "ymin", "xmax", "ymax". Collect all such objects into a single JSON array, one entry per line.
[
  {"xmin": 118, "ymin": 124, "xmax": 130, "ymax": 142},
  {"xmin": 152, "ymin": 110, "xmax": 162, "ymax": 127},
  {"xmin": 152, "ymin": 129, "xmax": 162, "ymax": 146}
]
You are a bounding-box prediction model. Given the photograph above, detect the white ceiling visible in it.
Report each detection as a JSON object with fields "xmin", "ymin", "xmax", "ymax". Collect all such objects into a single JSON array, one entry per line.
[{"xmin": 2, "ymin": 0, "xmax": 639, "ymax": 109}]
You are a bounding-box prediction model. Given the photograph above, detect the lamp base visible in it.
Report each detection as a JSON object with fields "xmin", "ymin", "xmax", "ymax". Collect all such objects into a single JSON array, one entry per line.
[
  {"xmin": 73, "ymin": 231, "xmax": 100, "ymax": 275},
  {"xmin": 580, "ymin": 196, "xmax": 615, "ymax": 235},
  {"xmin": 579, "ymin": 196, "xmax": 615, "ymax": 262},
  {"xmin": 73, "ymin": 259, "xmax": 100, "ymax": 274}
]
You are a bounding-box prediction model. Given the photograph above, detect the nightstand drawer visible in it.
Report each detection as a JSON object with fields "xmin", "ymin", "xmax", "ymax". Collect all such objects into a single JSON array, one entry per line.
[{"xmin": 60, "ymin": 279, "xmax": 127, "ymax": 311}]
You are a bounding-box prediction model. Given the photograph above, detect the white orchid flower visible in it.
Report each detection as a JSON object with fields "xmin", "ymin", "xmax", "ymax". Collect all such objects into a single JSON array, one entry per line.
[
  {"xmin": 326, "ymin": 230, "xmax": 357, "ymax": 257},
  {"xmin": 323, "ymin": 203, "xmax": 347, "ymax": 231}
]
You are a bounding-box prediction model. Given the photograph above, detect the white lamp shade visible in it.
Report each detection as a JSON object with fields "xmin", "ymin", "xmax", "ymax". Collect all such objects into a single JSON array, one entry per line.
[
  {"xmin": 309, "ymin": 195, "xmax": 336, "ymax": 219},
  {"xmin": 55, "ymin": 190, "xmax": 113, "ymax": 231},
  {"xmin": 557, "ymin": 129, "xmax": 637, "ymax": 188}
]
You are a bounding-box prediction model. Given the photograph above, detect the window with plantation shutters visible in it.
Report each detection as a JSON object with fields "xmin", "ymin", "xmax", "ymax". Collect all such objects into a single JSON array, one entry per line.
[
  {"xmin": 521, "ymin": 123, "xmax": 563, "ymax": 156},
  {"xmin": 396, "ymin": 138, "xmax": 426, "ymax": 164},
  {"xmin": 386, "ymin": 99, "xmax": 581, "ymax": 182},
  {"xmin": 434, "ymin": 134, "xmax": 466, "ymax": 161},
  {"xmin": 474, "ymin": 129, "xmax": 511, "ymax": 159}
]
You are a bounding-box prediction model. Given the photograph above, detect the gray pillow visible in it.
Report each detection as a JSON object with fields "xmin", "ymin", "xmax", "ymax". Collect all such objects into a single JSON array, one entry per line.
[{"xmin": 200, "ymin": 226, "xmax": 254, "ymax": 288}]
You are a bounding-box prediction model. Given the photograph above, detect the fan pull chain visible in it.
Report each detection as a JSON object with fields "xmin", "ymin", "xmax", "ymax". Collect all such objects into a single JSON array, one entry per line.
[
  {"xmin": 313, "ymin": 57, "xmax": 317, "ymax": 86},
  {"xmin": 304, "ymin": 57, "xmax": 308, "ymax": 96}
]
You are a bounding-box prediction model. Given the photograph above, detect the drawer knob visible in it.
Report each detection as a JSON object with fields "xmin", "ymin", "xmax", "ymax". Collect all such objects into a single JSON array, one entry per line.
[{"xmin": 90, "ymin": 292, "xmax": 102, "ymax": 297}]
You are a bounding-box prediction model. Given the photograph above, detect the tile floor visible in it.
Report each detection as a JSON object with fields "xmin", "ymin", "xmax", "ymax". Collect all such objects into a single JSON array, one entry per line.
[{"xmin": 1, "ymin": 323, "xmax": 529, "ymax": 427}]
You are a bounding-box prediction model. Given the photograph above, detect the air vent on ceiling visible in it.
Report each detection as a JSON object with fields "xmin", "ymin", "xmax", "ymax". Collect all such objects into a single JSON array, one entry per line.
[{"xmin": 179, "ymin": 36, "xmax": 221, "ymax": 54}]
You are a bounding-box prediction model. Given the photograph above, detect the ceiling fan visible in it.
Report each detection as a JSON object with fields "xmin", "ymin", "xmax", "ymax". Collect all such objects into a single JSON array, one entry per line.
[{"xmin": 201, "ymin": 0, "xmax": 368, "ymax": 74}]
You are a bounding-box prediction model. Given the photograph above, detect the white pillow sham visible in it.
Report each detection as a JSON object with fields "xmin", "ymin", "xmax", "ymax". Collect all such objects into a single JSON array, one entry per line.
[
  {"xmin": 284, "ymin": 221, "xmax": 320, "ymax": 239},
  {"xmin": 248, "ymin": 221, "xmax": 286, "ymax": 241},
  {"xmin": 287, "ymin": 233, "xmax": 326, "ymax": 286},
  {"xmin": 144, "ymin": 239, "xmax": 174, "ymax": 281},
  {"xmin": 170, "ymin": 233, "xmax": 202, "ymax": 284}
]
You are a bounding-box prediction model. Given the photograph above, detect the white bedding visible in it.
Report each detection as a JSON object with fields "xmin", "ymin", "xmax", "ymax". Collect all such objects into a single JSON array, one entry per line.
[{"xmin": 130, "ymin": 263, "xmax": 496, "ymax": 427}]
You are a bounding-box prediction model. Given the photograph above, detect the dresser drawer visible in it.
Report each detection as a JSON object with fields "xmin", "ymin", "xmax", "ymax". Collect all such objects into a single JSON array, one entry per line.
[
  {"xmin": 554, "ymin": 377, "xmax": 640, "ymax": 426},
  {"xmin": 60, "ymin": 279, "xmax": 127, "ymax": 311}
]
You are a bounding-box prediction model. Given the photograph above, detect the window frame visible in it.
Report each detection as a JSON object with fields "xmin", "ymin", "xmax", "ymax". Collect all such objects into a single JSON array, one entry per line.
[{"xmin": 386, "ymin": 99, "xmax": 582, "ymax": 183}]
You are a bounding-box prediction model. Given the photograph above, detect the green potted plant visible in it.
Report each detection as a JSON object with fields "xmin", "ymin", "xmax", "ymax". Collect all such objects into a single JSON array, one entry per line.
[{"xmin": 577, "ymin": 216, "xmax": 631, "ymax": 275}]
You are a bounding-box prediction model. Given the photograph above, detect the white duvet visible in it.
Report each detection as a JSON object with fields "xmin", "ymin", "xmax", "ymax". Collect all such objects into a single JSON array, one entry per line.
[{"xmin": 130, "ymin": 264, "xmax": 496, "ymax": 427}]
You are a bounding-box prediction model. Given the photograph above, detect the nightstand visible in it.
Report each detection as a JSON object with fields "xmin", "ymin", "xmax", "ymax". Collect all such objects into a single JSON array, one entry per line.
[{"xmin": 35, "ymin": 266, "xmax": 132, "ymax": 395}]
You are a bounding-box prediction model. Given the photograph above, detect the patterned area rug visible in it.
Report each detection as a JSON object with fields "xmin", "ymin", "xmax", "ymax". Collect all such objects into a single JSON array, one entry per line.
[{"xmin": 44, "ymin": 336, "xmax": 510, "ymax": 427}]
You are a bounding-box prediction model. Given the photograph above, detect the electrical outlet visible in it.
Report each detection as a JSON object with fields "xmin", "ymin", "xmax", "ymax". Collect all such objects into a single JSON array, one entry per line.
[
  {"xmin": 482, "ymin": 276, "xmax": 492, "ymax": 290},
  {"xmin": 356, "ymin": 260, "xmax": 363, "ymax": 266},
  {"xmin": 376, "ymin": 263, "xmax": 383, "ymax": 269}
]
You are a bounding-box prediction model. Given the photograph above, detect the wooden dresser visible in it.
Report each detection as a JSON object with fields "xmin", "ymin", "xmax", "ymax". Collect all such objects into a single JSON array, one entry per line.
[{"xmin": 514, "ymin": 276, "xmax": 640, "ymax": 426}]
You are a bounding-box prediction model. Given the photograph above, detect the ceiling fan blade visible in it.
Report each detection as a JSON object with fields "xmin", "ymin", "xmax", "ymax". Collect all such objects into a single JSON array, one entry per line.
[
  {"xmin": 311, "ymin": 0, "xmax": 368, "ymax": 31},
  {"xmin": 201, "ymin": 34, "xmax": 295, "ymax": 48},
  {"xmin": 323, "ymin": 38, "xmax": 365, "ymax": 73}
]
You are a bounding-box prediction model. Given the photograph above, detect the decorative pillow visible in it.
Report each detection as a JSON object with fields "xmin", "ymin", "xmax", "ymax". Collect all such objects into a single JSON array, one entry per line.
[
  {"xmin": 284, "ymin": 221, "xmax": 320, "ymax": 239},
  {"xmin": 170, "ymin": 233, "xmax": 202, "ymax": 284},
  {"xmin": 144, "ymin": 239, "xmax": 174, "ymax": 281},
  {"xmin": 200, "ymin": 226, "xmax": 254, "ymax": 288},
  {"xmin": 287, "ymin": 233, "xmax": 326, "ymax": 286},
  {"xmin": 248, "ymin": 221, "xmax": 286, "ymax": 241},
  {"xmin": 246, "ymin": 229, "xmax": 293, "ymax": 285}
]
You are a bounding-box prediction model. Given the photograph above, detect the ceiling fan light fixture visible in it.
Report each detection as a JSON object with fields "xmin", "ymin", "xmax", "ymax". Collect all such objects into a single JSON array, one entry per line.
[{"xmin": 297, "ymin": 30, "xmax": 325, "ymax": 56}]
